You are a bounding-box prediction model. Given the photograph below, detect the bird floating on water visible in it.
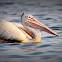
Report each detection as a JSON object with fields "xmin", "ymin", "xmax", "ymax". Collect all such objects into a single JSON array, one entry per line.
[{"xmin": 0, "ymin": 12, "xmax": 59, "ymax": 44}]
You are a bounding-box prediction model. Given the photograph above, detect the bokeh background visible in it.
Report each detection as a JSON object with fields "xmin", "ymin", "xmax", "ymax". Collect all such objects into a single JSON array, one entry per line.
[{"xmin": 0, "ymin": 0, "xmax": 62, "ymax": 62}]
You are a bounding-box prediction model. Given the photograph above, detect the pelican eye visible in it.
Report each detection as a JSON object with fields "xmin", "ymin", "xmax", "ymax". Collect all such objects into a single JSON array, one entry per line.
[
  {"xmin": 28, "ymin": 16, "xmax": 31, "ymax": 20},
  {"xmin": 29, "ymin": 17, "xmax": 30, "ymax": 18}
]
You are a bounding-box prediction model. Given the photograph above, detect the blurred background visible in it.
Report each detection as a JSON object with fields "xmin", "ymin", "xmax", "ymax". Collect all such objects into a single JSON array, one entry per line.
[{"xmin": 0, "ymin": 0, "xmax": 62, "ymax": 62}]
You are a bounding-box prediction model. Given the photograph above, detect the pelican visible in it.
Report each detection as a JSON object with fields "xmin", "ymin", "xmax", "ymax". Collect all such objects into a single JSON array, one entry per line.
[{"xmin": 0, "ymin": 12, "xmax": 59, "ymax": 43}]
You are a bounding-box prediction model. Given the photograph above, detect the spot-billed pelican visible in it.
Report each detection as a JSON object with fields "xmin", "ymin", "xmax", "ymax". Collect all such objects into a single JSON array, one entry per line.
[{"xmin": 0, "ymin": 12, "xmax": 59, "ymax": 43}]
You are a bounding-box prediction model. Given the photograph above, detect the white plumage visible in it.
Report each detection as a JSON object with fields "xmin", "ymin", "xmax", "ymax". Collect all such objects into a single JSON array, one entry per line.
[
  {"xmin": 0, "ymin": 20, "xmax": 26, "ymax": 41},
  {"xmin": 0, "ymin": 13, "xmax": 59, "ymax": 43}
]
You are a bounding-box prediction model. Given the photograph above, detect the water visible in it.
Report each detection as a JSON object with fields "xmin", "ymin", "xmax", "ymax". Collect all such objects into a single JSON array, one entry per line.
[{"xmin": 0, "ymin": 0, "xmax": 62, "ymax": 62}]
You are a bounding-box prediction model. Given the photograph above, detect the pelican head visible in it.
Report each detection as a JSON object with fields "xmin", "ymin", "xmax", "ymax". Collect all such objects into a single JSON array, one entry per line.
[{"xmin": 21, "ymin": 12, "xmax": 59, "ymax": 36}]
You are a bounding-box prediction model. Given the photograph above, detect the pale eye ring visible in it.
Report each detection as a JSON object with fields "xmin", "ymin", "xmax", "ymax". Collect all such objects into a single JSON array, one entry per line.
[
  {"xmin": 28, "ymin": 16, "xmax": 33, "ymax": 20},
  {"xmin": 29, "ymin": 17, "xmax": 31, "ymax": 18}
]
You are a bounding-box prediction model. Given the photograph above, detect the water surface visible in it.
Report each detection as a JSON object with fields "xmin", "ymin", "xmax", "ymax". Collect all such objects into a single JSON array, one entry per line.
[{"xmin": 0, "ymin": 0, "xmax": 62, "ymax": 62}]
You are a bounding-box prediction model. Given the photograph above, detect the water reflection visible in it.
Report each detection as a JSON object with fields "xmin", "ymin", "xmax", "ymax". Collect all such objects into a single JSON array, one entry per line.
[{"xmin": 19, "ymin": 47, "xmax": 40, "ymax": 52}]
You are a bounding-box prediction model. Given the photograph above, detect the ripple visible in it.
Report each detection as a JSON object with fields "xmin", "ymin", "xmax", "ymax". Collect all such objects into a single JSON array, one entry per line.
[
  {"xmin": 58, "ymin": 61, "xmax": 62, "ymax": 62},
  {"xmin": 47, "ymin": 50, "xmax": 62, "ymax": 53},
  {"xmin": 40, "ymin": 5, "xmax": 48, "ymax": 8},
  {"xmin": 0, "ymin": 2, "xmax": 14, "ymax": 6},
  {"xmin": 43, "ymin": 36, "xmax": 57, "ymax": 39},
  {"xmin": 33, "ymin": 14, "xmax": 46, "ymax": 16},
  {"xmin": 23, "ymin": 4, "xmax": 34, "ymax": 6},
  {"xmin": 50, "ymin": 27, "xmax": 62, "ymax": 30},
  {"xmin": 10, "ymin": 13, "xmax": 17, "ymax": 15},
  {"xmin": 20, "ymin": 44, "xmax": 36, "ymax": 48},
  {"xmin": 0, "ymin": 43, "xmax": 20, "ymax": 47},
  {"xmin": 41, "ymin": 55, "xmax": 57, "ymax": 59},
  {"xmin": 57, "ymin": 57, "xmax": 62, "ymax": 60},
  {"xmin": 36, "ymin": 44, "xmax": 52, "ymax": 48},
  {"xmin": 58, "ymin": 9, "xmax": 62, "ymax": 11},
  {"xmin": 0, "ymin": 49, "xmax": 9, "ymax": 51},
  {"xmin": 11, "ymin": 19, "xmax": 20, "ymax": 22},
  {"xmin": 0, "ymin": 44, "xmax": 4, "ymax": 47},
  {"xmin": 58, "ymin": 32, "xmax": 62, "ymax": 34},
  {"xmin": 0, "ymin": 55, "xmax": 32, "ymax": 58},
  {"xmin": 0, "ymin": 11, "xmax": 8, "ymax": 14},
  {"xmin": 56, "ymin": 4, "xmax": 62, "ymax": 6},
  {"xmin": 28, "ymin": 52, "xmax": 44, "ymax": 55},
  {"xmin": 43, "ymin": 18, "xmax": 53, "ymax": 20},
  {"xmin": 9, "ymin": 43, "xmax": 20, "ymax": 46},
  {"xmin": 0, "ymin": 43, "xmax": 9, "ymax": 47}
]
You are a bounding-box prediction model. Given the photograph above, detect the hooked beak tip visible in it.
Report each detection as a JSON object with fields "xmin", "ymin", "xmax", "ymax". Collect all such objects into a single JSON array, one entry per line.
[{"xmin": 56, "ymin": 34, "xmax": 60, "ymax": 37}]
